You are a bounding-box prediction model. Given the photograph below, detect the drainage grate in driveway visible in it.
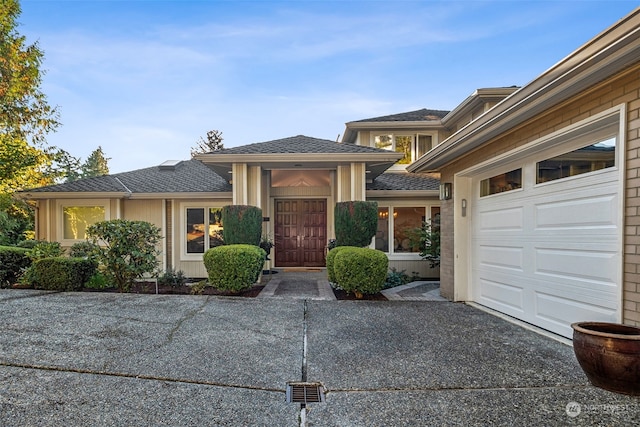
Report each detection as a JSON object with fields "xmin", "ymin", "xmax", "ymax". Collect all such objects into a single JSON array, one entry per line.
[{"xmin": 286, "ymin": 382, "xmax": 325, "ymax": 404}]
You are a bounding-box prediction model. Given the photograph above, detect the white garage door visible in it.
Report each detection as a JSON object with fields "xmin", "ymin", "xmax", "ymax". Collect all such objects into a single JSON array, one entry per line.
[{"xmin": 471, "ymin": 153, "xmax": 621, "ymax": 338}]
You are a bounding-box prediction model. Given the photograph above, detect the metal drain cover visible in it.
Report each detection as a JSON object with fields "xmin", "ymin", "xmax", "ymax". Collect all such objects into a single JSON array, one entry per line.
[{"xmin": 286, "ymin": 382, "xmax": 325, "ymax": 404}]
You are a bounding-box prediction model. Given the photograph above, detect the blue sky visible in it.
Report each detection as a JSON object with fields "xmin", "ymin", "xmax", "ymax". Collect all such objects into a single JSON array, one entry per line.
[{"xmin": 18, "ymin": 0, "xmax": 639, "ymax": 173}]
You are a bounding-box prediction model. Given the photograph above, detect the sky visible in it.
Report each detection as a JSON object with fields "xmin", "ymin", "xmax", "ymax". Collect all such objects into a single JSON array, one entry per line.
[{"xmin": 17, "ymin": 0, "xmax": 639, "ymax": 174}]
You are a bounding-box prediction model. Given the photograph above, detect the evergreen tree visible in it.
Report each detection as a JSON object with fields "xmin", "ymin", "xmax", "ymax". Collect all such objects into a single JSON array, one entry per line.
[
  {"xmin": 81, "ymin": 146, "xmax": 110, "ymax": 178},
  {"xmin": 191, "ymin": 129, "xmax": 224, "ymax": 156}
]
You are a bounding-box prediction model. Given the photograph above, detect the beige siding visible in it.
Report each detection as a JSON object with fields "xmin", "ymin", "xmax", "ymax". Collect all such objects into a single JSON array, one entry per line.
[
  {"xmin": 336, "ymin": 165, "xmax": 351, "ymax": 201},
  {"xmin": 389, "ymin": 260, "xmax": 439, "ymax": 280},
  {"xmin": 440, "ymin": 65, "xmax": 640, "ymax": 325},
  {"xmin": 123, "ymin": 199, "xmax": 163, "ymax": 225}
]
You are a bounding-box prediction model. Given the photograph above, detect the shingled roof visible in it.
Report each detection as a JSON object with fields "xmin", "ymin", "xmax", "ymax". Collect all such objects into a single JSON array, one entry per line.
[
  {"xmin": 352, "ymin": 109, "xmax": 450, "ymax": 123},
  {"xmin": 367, "ymin": 173, "xmax": 440, "ymax": 191},
  {"xmin": 25, "ymin": 159, "xmax": 232, "ymax": 195},
  {"xmin": 210, "ymin": 135, "xmax": 395, "ymax": 155}
]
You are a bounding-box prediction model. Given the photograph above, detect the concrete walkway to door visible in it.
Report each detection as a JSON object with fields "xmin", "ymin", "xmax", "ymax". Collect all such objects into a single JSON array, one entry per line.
[{"xmin": 258, "ymin": 269, "xmax": 336, "ymax": 300}]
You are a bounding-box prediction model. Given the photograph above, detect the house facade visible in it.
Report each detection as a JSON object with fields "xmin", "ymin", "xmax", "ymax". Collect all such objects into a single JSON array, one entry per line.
[
  {"xmin": 20, "ymin": 7, "xmax": 640, "ymax": 340},
  {"xmin": 409, "ymin": 8, "xmax": 640, "ymax": 338},
  {"xmin": 22, "ymin": 134, "xmax": 455, "ymax": 279}
]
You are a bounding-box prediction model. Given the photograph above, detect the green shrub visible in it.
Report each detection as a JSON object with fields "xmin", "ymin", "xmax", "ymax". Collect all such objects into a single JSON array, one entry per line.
[
  {"xmin": 203, "ymin": 244, "xmax": 265, "ymax": 292},
  {"xmin": 28, "ymin": 241, "xmax": 64, "ymax": 261},
  {"xmin": 69, "ymin": 241, "xmax": 99, "ymax": 260},
  {"xmin": 409, "ymin": 218, "xmax": 441, "ymax": 268},
  {"xmin": 384, "ymin": 268, "xmax": 411, "ymax": 289},
  {"xmin": 158, "ymin": 267, "xmax": 187, "ymax": 287},
  {"xmin": 221, "ymin": 205, "xmax": 262, "ymax": 246},
  {"xmin": 16, "ymin": 240, "xmax": 39, "ymax": 249},
  {"xmin": 85, "ymin": 272, "xmax": 112, "ymax": 289},
  {"xmin": 87, "ymin": 219, "xmax": 162, "ymax": 292},
  {"xmin": 326, "ymin": 246, "xmax": 358, "ymax": 285},
  {"xmin": 334, "ymin": 201, "xmax": 378, "ymax": 247},
  {"xmin": 334, "ymin": 247, "xmax": 388, "ymax": 297},
  {"xmin": 28, "ymin": 257, "xmax": 97, "ymax": 291},
  {"xmin": 0, "ymin": 245, "xmax": 31, "ymax": 287}
]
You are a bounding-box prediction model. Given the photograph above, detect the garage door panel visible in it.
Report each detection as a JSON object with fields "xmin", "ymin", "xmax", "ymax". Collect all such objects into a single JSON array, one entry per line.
[
  {"xmin": 535, "ymin": 248, "xmax": 618, "ymax": 285},
  {"xmin": 534, "ymin": 292, "xmax": 618, "ymax": 337},
  {"xmin": 478, "ymin": 245, "xmax": 524, "ymax": 271},
  {"xmin": 478, "ymin": 206, "xmax": 523, "ymax": 231},
  {"xmin": 535, "ymin": 194, "xmax": 618, "ymax": 230},
  {"xmin": 477, "ymin": 278, "xmax": 525, "ymax": 313}
]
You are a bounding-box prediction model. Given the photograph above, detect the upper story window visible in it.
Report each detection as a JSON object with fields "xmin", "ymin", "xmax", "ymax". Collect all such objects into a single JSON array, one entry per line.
[{"xmin": 372, "ymin": 133, "xmax": 435, "ymax": 165}]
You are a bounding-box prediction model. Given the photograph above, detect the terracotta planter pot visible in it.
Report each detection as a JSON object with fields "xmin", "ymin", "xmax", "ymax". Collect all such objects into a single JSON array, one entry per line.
[{"xmin": 571, "ymin": 322, "xmax": 640, "ymax": 395}]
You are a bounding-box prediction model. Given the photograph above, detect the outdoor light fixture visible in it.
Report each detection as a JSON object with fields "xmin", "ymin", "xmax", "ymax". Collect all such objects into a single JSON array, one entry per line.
[{"xmin": 440, "ymin": 182, "xmax": 452, "ymax": 200}]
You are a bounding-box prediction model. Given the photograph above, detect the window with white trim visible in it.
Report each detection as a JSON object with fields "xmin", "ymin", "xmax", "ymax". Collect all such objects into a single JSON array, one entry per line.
[
  {"xmin": 185, "ymin": 207, "xmax": 223, "ymax": 254},
  {"xmin": 58, "ymin": 200, "xmax": 109, "ymax": 242},
  {"xmin": 375, "ymin": 205, "xmax": 440, "ymax": 254},
  {"xmin": 62, "ymin": 206, "xmax": 106, "ymax": 239}
]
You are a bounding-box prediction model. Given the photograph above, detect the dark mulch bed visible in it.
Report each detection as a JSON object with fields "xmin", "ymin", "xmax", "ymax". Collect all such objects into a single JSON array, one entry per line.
[
  {"xmin": 331, "ymin": 288, "xmax": 387, "ymax": 301},
  {"xmin": 81, "ymin": 282, "xmax": 265, "ymax": 297}
]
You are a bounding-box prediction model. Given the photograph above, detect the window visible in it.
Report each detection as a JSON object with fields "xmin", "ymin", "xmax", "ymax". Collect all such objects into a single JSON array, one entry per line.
[
  {"xmin": 375, "ymin": 205, "xmax": 438, "ymax": 254},
  {"xmin": 373, "ymin": 133, "xmax": 436, "ymax": 164},
  {"xmin": 536, "ymin": 136, "xmax": 616, "ymax": 183},
  {"xmin": 480, "ymin": 168, "xmax": 522, "ymax": 197},
  {"xmin": 63, "ymin": 206, "xmax": 106, "ymax": 239},
  {"xmin": 186, "ymin": 207, "xmax": 222, "ymax": 254}
]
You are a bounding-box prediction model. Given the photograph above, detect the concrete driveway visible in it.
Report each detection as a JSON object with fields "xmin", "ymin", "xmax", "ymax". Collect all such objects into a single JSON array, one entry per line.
[{"xmin": 1, "ymin": 290, "xmax": 638, "ymax": 426}]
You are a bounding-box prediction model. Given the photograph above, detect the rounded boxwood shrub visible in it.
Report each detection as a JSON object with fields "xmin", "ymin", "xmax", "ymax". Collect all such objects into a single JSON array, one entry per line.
[
  {"xmin": 0, "ymin": 245, "xmax": 31, "ymax": 287},
  {"xmin": 28, "ymin": 257, "xmax": 97, "ymax": 291},
  {"xmin": 334, "ymin": 247, "xmax": 388, "ymax": 297},
  {"xmin": 326, "ymin": 246, "xmax": 358, "ymax": 285},
  {"xmin": 203, "ymin": 244, "xmax": 265, "ymax": 292}
]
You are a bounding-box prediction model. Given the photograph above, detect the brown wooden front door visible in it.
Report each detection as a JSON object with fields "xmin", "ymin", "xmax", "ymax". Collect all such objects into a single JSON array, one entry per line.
[{"xmin": 275, "ymin": 199, "xmax": 327, "ymax": 267}]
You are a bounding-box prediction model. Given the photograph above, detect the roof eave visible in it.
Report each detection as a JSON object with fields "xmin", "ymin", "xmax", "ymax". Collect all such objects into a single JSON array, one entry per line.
[
  {"xmin": 366, "ymin": 189, "xmax": 440, "ymax": 199},
  {"xmin": 17, "ymin": 191, "xmax": 130, "ymax": 200},
  {"xmin": 409, "ymin": 8, "xmax": 640, "ymax": 173},
  {"xmin": 128, "ymin": 192, "xmax": 233, "ymax": 200}
]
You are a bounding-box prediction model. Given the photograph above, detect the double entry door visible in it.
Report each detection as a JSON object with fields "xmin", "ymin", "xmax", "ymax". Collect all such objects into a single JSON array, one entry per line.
[{"xmin": 275, "ymin": 199, "xmax": 327, "ymax": 267}]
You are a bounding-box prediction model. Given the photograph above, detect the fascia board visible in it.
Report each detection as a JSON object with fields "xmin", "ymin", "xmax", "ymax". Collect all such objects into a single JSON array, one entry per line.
[
  {"xmin": 128, "ymin": 192, "xmax": 233, "ymax": 200},
  {"xmin": 409, "ymin": 9, "xmax": 640, "ymax": 173},
  {"xmin": 366, "ymin": 190, "xmax": 440, "ymax": 198},
  {"xmin": 17, "ymin": 192, "xmax": 129, "ymax": 200},
  {"xmin": 197, "ymin": 152, "xmax": 404, "ymax": 164},
  {"xmin": 344, "ymin": 121, "xmax": 442, "ymax": 130}
]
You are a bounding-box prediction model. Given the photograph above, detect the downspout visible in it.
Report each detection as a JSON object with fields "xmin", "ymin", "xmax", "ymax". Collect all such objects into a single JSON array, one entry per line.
[{"xmin": 113, "ymin": 177, "xmax": 133, "ymax": 219}]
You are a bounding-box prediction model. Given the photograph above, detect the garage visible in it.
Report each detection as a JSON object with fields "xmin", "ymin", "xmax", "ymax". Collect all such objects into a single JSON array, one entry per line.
[{"xmin": 469, "ymin": 115, "xmax": 623, "ymax": 338}]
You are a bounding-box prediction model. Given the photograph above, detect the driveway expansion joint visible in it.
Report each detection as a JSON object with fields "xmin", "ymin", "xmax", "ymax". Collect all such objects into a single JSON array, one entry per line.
[{"xmin": 0, "ymin": 360, "xmax": 285, "ymax": 394}]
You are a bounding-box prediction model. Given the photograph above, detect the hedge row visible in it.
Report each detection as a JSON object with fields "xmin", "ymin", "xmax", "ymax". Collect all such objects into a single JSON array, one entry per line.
[
  {"xmin": 0, "ymin": 246, "xmax": 31, "ymax": 288},
  {"xmin": 26, "ymin": 257, "xmax": 97, "ymax": 291}
]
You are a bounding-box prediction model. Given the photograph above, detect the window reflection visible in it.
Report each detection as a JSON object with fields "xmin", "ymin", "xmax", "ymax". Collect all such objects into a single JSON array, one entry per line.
[{"xmin": 537, "ymin": 137, "xmax": 616, "ymax": 183}]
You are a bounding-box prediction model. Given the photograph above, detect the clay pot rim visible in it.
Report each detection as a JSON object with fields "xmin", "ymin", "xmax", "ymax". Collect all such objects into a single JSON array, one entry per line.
[{"xmin": 571, "ymin": 321, "xmax": 640, "ymax": 340}]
